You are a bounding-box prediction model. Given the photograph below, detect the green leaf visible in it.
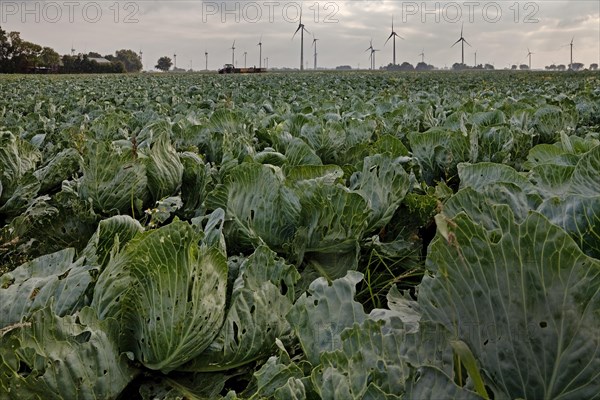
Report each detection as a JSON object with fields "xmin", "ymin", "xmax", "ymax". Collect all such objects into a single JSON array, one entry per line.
[
  {"xmin": 0, "ymin": 130, "xmax": 40, "ymax": 206},
  {"xmin": 144, "ymin": 128, "xmax": 184, "ymax": 201},
  {"xmin": 532, "ymin": 105, "xmax": 568, "ymax": 143},
  {"xmin": 0, "ymin": 248, "xmax": 94, "ymax": 329},
  {"xmin": 288, "ymin": 271, "xmax": 366, "ymax": 365},
  {"xmin": 292, "ymin": 183, "xmax": 369, "ymax": 279},
  {"xmin": 207, "ymin": 163, "xmax": 301, "ymax": 252},
  {"xmin": 408, "ymin": 128, "xmax": 469, "ymax": 185},
  {"xmin": 350, "ymin": 154, "xmax": 410, "ymax": 231},
  {"xmin": 80, "ymin": 215, "xmax": 143, "ymax": 270},
  {"xmin": 569, "ymin": 145, "xmax": 600, "ymax": 196},
  {"xmin": 79, "ymin": 140, "xmax": 147, "ymax": 215},
  {"xmin": 33, "ymin": 148, "xmax": 82, "ymax": 194},
  {"xmin": 179, "ymin": 151, "xmax": 212, "ymax": 218},
  {"xmin": 181, "ymin": 246, "xmax": 300, "ymax": 371},
  {"xmin": 457, "ymin": 162, "xmax": 531, "ymax": 191},
  {"xmin": 312, "ymin": 319, "xmax": 409, "ymax": 399},
  {"xmin": 91, "ymin": 220, "xmax": 228, "ymax": 372},
  {"xmin": 405, "ymin": 367, "xmax": 484, "ymax": 400},
  {"xmin": 246, "ymin": 340, "xmax": 305, "ymax": 399},
  {"xmin": 420, "ymin": 209, "xmax": 600, "ymax": 399},
  {"xmin": 0, "ymin": 307, "xmax": 138, "ymax": 399}
]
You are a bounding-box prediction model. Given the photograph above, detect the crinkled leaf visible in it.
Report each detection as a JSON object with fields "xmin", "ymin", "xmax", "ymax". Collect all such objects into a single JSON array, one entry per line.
[
  {"xmin": 80, "ymin": 215, "xmax": 143, "ymax": 270},
  {"xmin": 33, "ymin": 148, "xmax": 81, "ymax": 194},
  {"xmin": 408, "ymin": 128, "xmax": 469, "ymax": 185},
  {"xmin": 405, "ymin": 367, "xmax": 484, "ymax": 400},
  {"xmin": 207, "ymin": 163, "xmax": 301, "ymax": 251},
  {"xmin": 457, "ymin": 162, "xmax": 531, "ymax": 191},
  {"xmin": 312, "ymin": 319, "xmax": 409, "ymax": 399},
  {"xmin": 0, "ymin": 173, "xmax": 40, "ymax": 217},
  {"xmin": 91, "ymin": 220, "xmax": 228, "ymax": 372},
  {"xmin": 0, "ymin": 307, "xmax": 137, "ymax": 399},
  {"xmin": 350, "ymin": 154, "xmax": 410, "ymax": 231},
  {"xmin": 144, "ymin": 128, "xmax": 184, "ymax": 201},
  {"xmin": 179, "ymin": 151, "xmax": 211, "ymax": 218},
  {"xmin": 292, "ymin": 183, "xmax": 369, "ymax": 279},
  {"xmin": 181, "ymin": 246, "xmax": 299, "ymax": 371},
  {"xmin": 0, "ymin": 248, "xmax": 94, "ymax": 329},
  {"xmin": 288, "ymin": 271, "xmax": 366, "ymax": 365},
  {"xmin": 0, "ymin": 130, "xmax": 40, "ymax": 206},
  {"xmin": 79, "ymin": 140, "xmax": 147, "ymax": 215},
  {"xmin": 420, "ymin": 209, "xmax": 600, "ymax": 399},
  {"xmin": 569, "ymin": 145, "xmax": 600, "ymax": 196}
]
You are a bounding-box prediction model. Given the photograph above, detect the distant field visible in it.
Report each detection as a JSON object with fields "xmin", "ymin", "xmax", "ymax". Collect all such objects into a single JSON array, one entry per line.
[{"xmin": 1, "ymin": 70, "xmax": 600, "ymax": 399}]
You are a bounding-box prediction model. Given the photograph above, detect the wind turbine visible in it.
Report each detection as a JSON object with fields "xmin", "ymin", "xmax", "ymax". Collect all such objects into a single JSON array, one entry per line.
[
  {"xmin": 384, "ymin": 15, "xmax": 404, "ymax": 65},
  {"xmin": 569, "ymin": 37, "xmax": 574, "ymax": 68},
  {"xmin": 174, "ymin": 53, "xmax": 177, "ymax": 69},
  {"xmin": 139, "ymin": 49, "xmax": 143, "ymax": 65},
  {"xmin": 205, "ymin": 50, "xmax": 208, "ymax": 70},
  {"xmin": 526, "ymin": 48, "xmax": 534, "ymax": 69},
  {"xmin": 419, "ymin": 49, "xmax": 425, "ymax": 63},
  {"xmin": 474, "ymin": 50, "xmax": 477, "ymax": 66},
  {"xmin": 257, "ymin": 35, "xmax": 263, "ymax": 69},
  {"xmin": 231, "ymin": 41, "xmax": 236, "ymax": 65},
  {"xmin": 244, "ymin": 51, "xmax": 247, "ymax": 68},
  {"xmin": 292, "ymin": 9, "xmax": 310, "ymax": 70},
  {"xmin": 312, "ymin": 34, "xmax": 319, "ymax": 70},
  {"xmin": 451, "ymin": 23, "xmax": 471, "ymax": 65},
  {"xmin": 365, "ymin": 39, "xmax": 374, "ymax": 70},
  {"xmin": 70, "ymin": 44, "xmax": 75, "ymax": 56}
]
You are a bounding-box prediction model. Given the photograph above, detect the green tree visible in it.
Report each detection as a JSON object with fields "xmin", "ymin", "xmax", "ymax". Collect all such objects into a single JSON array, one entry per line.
[
  {"xmin": 155, "ymin": 56, "xmax": 172, "ymax": 72},
  {"xmin": 39, "ymin": 47, "xmax": 60, "ymax": 68},
  {"xmin": 114, "ymin": 49, "xmax": 142, "ymax": 72}
]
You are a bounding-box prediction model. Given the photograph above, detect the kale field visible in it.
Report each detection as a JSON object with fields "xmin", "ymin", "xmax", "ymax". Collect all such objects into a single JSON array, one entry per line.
[{"xmin": 1, "ymin": 71, "xmax": 599, "ymax": 399}]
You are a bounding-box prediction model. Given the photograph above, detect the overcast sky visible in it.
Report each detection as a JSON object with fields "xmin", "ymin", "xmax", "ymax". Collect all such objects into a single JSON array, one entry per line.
[{"xmin": 1, "ymin": 0, "xmax": 598, "ymax": 70}]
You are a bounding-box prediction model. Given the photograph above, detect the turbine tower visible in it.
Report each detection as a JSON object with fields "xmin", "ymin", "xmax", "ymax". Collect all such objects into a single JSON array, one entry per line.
[
  {"xmin": 293, "ymin": 9, "xmax": 310, "ymax": 70},
  {"xmin": 312, "ymin": 34, "xmax": 319, "ymax": 70},
  {"xmin": 451, "ymin": 23, "xmax": 471, "ymax": 65},
  {"xmin": 526, "ymin": 48, "xmax": 534, "ymax": 69},
  {"xmin": 231, "ymin": 41, "xmax": 236, "ymax": 65},
  {"xmin": 257, "ymin": 35, "xmax": 263, "ymax": 69},
  {"xmin": 569, "ymin": 37, "xmax": 574, "ymax": 68},
  {"xmin": 205, "ymin": 50, "xmax": 208, "ymax": 70},
  {"xmin": 244, "ymin": 51, "xmax": 247, "ymax": 68},
  {"xmin": 384, "ymin": 15, "xmax": 404, "ymax": 65},
  {"xmin": 419, "ymin": 49, "xmax": 425, "ymax": 63},
  {"xmin": 174, "ymin": 53, "xmax": 177, "ymax": 69},
  {"xmin": 365, "ymin": 39, "xmax": 374, "ymax": 70}
]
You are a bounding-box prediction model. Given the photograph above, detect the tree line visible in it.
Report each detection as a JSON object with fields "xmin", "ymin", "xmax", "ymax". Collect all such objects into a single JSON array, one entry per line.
[{"xmin": 0, "ymin": 25, "xmax": 142, "ymax": 74}]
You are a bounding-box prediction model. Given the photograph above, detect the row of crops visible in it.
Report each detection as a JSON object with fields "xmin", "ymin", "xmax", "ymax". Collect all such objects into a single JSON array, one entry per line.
[{"xmin": 1, "ymin": 71, "xmax": 599, "ymax": 399}]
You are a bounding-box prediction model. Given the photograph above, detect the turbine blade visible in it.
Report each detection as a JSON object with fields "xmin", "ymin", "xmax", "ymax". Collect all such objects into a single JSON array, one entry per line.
[
  {"xmin": 461, "ymin": 22, "xmax": 464, "ymax": 37},
  {"xmin": 385, "ymin": 33, "xmax": 394, "ymax": 45},
  {"xmin": 303, "ymin": 26, "xmax": 311, "ymax": 35},
  {"xmin": 451, "ymin": 38, "xmax": 461, "ymax": 47},
  {"xmin": 292, "ymin": 25, "xmax": 301, "ymax": 39},
  {"xmin": 464, "ymin": 38, "xmax": 472, "ymax": 47}
]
